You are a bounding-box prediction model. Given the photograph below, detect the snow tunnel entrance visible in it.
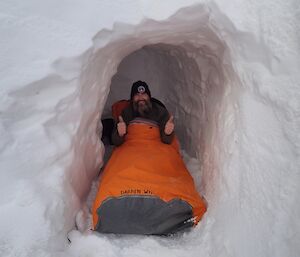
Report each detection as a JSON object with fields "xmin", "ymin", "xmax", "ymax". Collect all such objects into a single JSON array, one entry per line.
[{"xmin": 76, "ymin": 5, "xmax": 240, "ymax": 236}]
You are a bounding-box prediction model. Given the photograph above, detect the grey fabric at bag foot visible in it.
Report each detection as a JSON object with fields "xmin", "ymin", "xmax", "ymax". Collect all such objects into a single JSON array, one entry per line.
[{"xmin": 95, "ymin": 196, "xmax": 194, "ymax": 235}]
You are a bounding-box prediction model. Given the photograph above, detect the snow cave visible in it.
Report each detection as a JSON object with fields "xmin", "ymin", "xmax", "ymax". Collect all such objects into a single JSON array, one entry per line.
[
  {"xmin": 74, "ymin": 3, "xmax": 239, "ymax": 243},
  {"xmin": 1, "ymin": 1, "xmax": 299, "ymax": 257}
]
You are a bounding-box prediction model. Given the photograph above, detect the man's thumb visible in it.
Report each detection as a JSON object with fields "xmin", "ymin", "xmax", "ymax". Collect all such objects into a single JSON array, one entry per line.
[
  {"xmin": 168, "ymin": 115, "xmax": 174, "ymax": 123},
  {"xmin": 118, "ymin": 116, "xmax": 124, "ymax": 123}
]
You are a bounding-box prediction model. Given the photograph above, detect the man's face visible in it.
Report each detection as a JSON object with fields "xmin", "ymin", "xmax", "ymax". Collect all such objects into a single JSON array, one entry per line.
[
  {"xmin": 132, "ymin": 92, "xmax": 152, "ymax": 116},
  {"xmin": 133, "ymin": 92, "xmax": 150, "ymax": 105}
]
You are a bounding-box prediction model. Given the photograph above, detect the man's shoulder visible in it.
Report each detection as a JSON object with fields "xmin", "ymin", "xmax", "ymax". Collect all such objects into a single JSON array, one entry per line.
[
  {"xmin": 121, "ymin": 104, "xmax": 134, "ymax": 121},
  {"xmin": 152, "ymin": 100, "xmax": 167, "ymax": 112},
  {"xmin": 151, "ymin": 98, "xmax": 166, "ymax": 109},
  {"xmin": 151, "ymin": 100, "xmax": 169, "ymax": 120}
]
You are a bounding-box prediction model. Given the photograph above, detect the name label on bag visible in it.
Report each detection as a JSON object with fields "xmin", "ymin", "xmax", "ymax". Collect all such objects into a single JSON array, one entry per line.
[{"xmin": 120, "ymin": 189, "xmax": 153, "ymax": 195}]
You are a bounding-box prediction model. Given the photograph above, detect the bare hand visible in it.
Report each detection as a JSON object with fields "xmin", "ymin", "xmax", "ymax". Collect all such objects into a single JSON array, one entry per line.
[
  {"xmin": 117, "ymin": 116, "xmax": 127, "ymax": 137},
  {"xmin": 164, "ymin": 115, "xmax": 174, "ymax": 135}
]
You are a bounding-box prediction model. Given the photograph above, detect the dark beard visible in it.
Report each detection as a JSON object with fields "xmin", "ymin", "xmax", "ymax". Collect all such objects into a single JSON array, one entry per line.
[{"xmin": 133, "ymin": 100, "xmax": 152, "ymax": 118}]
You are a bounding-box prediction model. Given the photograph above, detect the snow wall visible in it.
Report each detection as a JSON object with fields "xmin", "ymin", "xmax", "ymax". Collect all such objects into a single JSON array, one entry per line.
[{"xmin": 0, "ymin": 1, "xmax": 299, "ymax": 257}]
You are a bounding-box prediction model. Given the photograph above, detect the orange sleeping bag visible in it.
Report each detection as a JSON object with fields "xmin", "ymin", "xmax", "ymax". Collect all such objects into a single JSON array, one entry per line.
[{"xmin": 92, "ymin": 119, "xmax": 206, "ymax": 235}]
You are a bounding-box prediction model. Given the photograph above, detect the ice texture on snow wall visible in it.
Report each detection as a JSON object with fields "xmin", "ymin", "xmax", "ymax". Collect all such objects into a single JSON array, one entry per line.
[{"xmin": 0, "ymin": 1, "xmax": 299, "ymax": 257}]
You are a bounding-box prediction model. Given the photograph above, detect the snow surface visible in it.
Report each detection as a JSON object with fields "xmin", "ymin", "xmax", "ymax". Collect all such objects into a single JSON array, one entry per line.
[{"xmin": 0, "ymin": 0, "xmax": 299, "ymax": 257}]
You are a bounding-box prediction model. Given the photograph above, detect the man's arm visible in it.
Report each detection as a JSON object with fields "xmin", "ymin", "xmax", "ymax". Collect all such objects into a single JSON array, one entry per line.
[
  {"xmin": 111, "ymin": 123, "xmax": 125, "ymax": 146},
  {"xmin": 159, "ymin": 108, "xmax": 175, "ymax": 144},
  {"xmin": 111, "ymin": 106, "xmax": 134, "ymax": 146},
  {"xmin": 111, "ymin": 115, "xmax": 127, "ymax": 146}
]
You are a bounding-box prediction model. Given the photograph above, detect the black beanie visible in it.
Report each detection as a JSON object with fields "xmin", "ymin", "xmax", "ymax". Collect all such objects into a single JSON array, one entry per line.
[{"xmin": 130, "ymin": 81, "xmax": 151, "ymax": 99}]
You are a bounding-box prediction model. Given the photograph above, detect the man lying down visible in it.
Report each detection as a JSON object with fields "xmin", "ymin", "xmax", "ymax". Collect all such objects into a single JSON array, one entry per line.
[
  {"xmin": 112, "ymin": 81, "xmax": 175, "ymax": 146},
  {"xmin": 92, "ymin": 81, "xmax": 207, "ymax": 235}
]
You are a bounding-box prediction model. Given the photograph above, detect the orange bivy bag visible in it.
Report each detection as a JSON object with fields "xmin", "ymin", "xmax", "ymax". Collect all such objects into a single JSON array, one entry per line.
[{"xmin": 93, "ymin": 120, "xmax": 206, "ymax": 235}]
